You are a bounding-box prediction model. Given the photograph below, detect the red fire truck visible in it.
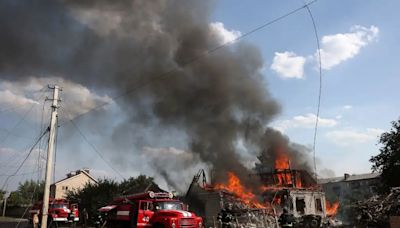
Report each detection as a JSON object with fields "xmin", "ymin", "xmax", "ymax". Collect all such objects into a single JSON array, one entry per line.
[
  {"xmin": 98, "ymin": 191, "xmax": 203, "ymax": 228},
  {"xmin": 29, "ymin": 198, "xmax": 79, "ymax": 226}
]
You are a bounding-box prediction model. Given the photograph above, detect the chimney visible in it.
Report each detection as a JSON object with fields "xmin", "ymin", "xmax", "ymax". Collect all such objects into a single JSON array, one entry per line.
[
  {"xmin": 67, "ymin": 171, "xmax": 76, "ymax": 178},
  {"xmin": 344, "ymin": 173, "xmax": 350, "ymax": 180},
  {"xmin": 83, "ymin": 168, "xmax": 90, "ymax": 174}
]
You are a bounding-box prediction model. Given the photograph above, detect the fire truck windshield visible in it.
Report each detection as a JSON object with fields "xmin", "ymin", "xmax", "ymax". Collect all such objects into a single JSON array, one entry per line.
[{"xmin": 155, "ymin": 201, "xmax": 183, "ymax": 210}]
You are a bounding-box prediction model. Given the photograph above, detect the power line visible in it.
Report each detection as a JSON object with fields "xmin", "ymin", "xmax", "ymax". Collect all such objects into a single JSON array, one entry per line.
[
  {"xmin": 305, "ymin": 4, "xmax": 322, "ymax": 179},
  {"xmin": 57, "ymin": 94, "xmax": 126, "ymax": 180},
  {"xmin": 60, "ymin": 0, "xmax": 319, "ymax": 125},
  {"xmin": 53, "ymin": 0, "xmax": 321, "ymax": 181},
  {"xmin": 15, "ymin": 143, "xmax": 43, "ymax": 228},
  {"xmin": 51, "ymin": 1, "xmax": 321, "ymax": 182},
  {"xmin": 69, "ymin": 119, "xmax": 125, "ymax": 180},
  {"xmin": 0, "ymin": 87, "xmax": 47, "ymax": 147},
  {"xmin": 0, "ymin": 170, "xmax": 42, "ymax": 177},
  {"xmin": 0, "ymin": 128, "xmax": 49, "ymax": 191}
]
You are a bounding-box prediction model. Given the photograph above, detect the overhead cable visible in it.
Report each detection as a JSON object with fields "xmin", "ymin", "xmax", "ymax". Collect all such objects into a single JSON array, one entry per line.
[
  {"xmin": 305, "ymin": 4, "xmax": 323, "ymax": 179},
  {"xmin": 0, "ymin": 128, "xmax": 49, "ymax": 191},
  {"xmin": 62, "ymin": 0, "xmax": 320, "ymax": 124}
]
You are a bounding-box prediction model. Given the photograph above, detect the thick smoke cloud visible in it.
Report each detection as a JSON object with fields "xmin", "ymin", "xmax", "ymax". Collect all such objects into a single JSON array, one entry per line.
[{"xmin": 0, "ymin": 0, "xmax": 312, "ymax": 189}]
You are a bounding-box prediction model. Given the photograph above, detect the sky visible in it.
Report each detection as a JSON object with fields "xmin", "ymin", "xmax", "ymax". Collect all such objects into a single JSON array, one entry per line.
[{"xmin": 0, "ymin": 0, "xmax": 399, "ymax": 193}]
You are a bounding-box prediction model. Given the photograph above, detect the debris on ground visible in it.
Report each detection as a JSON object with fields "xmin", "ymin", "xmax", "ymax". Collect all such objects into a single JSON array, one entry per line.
[{"xmin": 352, "ymin": 187, "xmax": 400, "ymax": 227}]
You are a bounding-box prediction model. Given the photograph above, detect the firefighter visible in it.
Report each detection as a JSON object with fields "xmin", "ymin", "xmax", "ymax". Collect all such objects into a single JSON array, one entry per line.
[
  {"xmin": 217, "ymin": 208, "xmax": 234, "ymax": 228},
  {"xmin": 32, "ymin": 212, "xmax": 39, "ymax": 228},
  {"xmin": 82, "ymin": 208, "xmax": 88, "ymax": 228},
  {"xmin": 279, "ymin": 208, "xmax": 296, "ymax": 228}
]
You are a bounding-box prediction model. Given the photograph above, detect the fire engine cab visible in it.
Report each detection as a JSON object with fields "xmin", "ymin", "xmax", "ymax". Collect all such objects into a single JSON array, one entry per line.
[
  {"xmin": 29, "ymin": 198, "xmax": 79, "ymax": 225},
  {"xmin": 98, "ymin": 191, "xmax": 203, "ymax": 228}
]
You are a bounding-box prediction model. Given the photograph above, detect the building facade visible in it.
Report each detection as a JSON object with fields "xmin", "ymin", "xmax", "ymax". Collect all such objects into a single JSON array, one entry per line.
[
  {"xmin": 50, "ymin": 169, "xmax": 98, "ymax": 199},
  {"xmin": 320, "ymin": 172, "xmax": 381, "ymax": 203}
]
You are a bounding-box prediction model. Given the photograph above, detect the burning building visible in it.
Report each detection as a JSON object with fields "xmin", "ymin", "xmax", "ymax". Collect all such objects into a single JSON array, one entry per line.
[
  {"xmin": 185, "ymin": 146, "xmax": 340, "ymax": 227},
  {"xmin": 1, "ymin": 1, "xmax": 341, "ymax": 225}
]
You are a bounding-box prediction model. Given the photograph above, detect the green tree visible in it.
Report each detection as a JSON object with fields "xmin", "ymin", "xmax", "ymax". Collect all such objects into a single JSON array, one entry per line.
[
  {"xmin": 119, "ymin": 175, "xmax": 161, "ymax": 194},
  {"xmin": 66, "ymin": 179, "xmax": 119, "ymax": 222},
  {"xmin": 0, "ymin": 190, "xmax": 5, "ymax": 200},
  {"xmin": 66, "ymin": 175, "xmax": 161, "ymax": 224},
  {"xmin": 7, "ymin": 180, "xmax": 44, "ymax": 206},
  {"xmin": 370, "ymin": 118, "xmax": 400, "ymax": 189}
]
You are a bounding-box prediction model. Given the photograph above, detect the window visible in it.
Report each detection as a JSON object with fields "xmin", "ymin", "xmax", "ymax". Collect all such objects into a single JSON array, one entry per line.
[
  {"xmin": 140, "ymin": 201, "xmax": 153, "ymax": 211},
  {"xmin": 140, "ymin": 202, "xmax": 148, "ymax": 210},
  {"xmin": 295, "ymin": 198, "xmax": 305, "ymax": 214},
  {"xmin": 154, "ymin": 201, "xmax": 183, "ymax": 210},
  {"xmin": 315, "ymin": 198, "xmax": 322, "ymax": 212}
]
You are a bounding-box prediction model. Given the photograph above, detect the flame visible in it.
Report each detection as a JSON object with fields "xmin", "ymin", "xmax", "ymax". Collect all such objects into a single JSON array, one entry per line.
[
  {"xmin": 295, "ymin": 172, "xmax": 302, "ymax": 188},
  {"xmin": 275, "ymin": 148, "xmax": 290, "ymax": 169},
  {"xmin": 215, "ymin": 172, "xmax": 265, "ymax": 208},
  {"xmin": 271, "ymin": 147, "xmax": 303, "ymax": 188},
  {"xmin": 326, "ymin": 200, "xmax": 339, "ymax": 217}
]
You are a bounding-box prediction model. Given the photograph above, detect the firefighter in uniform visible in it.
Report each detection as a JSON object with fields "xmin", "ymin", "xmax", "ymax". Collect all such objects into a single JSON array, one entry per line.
[{"xmin": 217, "ymin": 208, "xmax": 234, "ymax": 228}]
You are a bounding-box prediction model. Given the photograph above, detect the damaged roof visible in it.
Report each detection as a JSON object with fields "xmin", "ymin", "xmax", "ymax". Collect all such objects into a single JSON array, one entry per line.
[{"xmin": 319, "ymin": 172, "xmax": 381, "ymax": 184}]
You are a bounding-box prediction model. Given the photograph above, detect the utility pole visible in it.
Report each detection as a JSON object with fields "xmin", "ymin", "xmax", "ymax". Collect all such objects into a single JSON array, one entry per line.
[
  {"xmin": 41, "ymin": 85, "xmax": 60, "ymax": 228},
  {"xmin": 2, "ymin": 197, "xmax": 7, "ymax": 217}
]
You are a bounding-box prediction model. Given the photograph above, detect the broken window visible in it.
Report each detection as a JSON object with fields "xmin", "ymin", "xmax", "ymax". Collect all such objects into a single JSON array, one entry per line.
[
  {"xmin": 315, "ymin": 198, "xmax": 322, "ymax": 212},
  {"xmin": 295, "ymin": 198, "xmax": 305, "ymax": 214}
]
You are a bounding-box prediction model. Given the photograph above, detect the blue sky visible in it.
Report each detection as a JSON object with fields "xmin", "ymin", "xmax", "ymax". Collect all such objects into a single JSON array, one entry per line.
[
  {"xmin": 212, "ymin": 0, "xmax": 400, "ymax": 175},
  {"xmin": 0, "ymin": 0, "xmax": 399, "ymax": 192}
]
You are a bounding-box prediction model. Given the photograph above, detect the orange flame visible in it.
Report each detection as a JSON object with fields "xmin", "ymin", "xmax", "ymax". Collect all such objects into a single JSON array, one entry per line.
[
  {"xmin": 295, "ymin": 172, "xmax": 302, "ymax": 188},
  {"xmin": 326, "ymin": 200, "xmax": 339, "ymax": 217},
  {"xmin": 215, "ymin": 172, "xmax": 265, "ymax": 208},
  {"xmin": 275, "ymin": 148, "xmax": 290, "ymax": 170},
  {"xmin": 272, "ymin": 147, "xmax": 303, "ymax": 188}
]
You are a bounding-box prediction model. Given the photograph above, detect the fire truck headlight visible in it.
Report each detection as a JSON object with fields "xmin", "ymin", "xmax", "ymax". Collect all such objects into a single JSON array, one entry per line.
[{"xmin": 170, "ymin": 218, "xmax": 176, "ymax": 228}]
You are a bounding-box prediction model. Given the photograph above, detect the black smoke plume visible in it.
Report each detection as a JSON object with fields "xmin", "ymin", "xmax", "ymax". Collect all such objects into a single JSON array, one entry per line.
[{"xmin": 0, "ymin": 0, "xmax": 312, "ymax": 189}]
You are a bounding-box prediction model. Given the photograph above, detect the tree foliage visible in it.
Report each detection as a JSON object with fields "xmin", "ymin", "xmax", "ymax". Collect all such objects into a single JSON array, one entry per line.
[
  {"xmin": 370, "ymin": 118, "xmax": 400, "ymax": 189},
  {"xmin": 7, "ymin": 180, "xmax": 44, "ymax": 206},
  {"xmin": 67, "ymin": 179, "xmax": 119, "ymax": 221},
  {"xmin": 66, "ymin": 175, "xmax": 161, "ymax": 223},
  {"xmin": 0, "ymin": 189, "xmax": 6, "ymax": 200},
  {"xmin": 119, "ymin": 175, "xmax": 159, "ymax": 194}
]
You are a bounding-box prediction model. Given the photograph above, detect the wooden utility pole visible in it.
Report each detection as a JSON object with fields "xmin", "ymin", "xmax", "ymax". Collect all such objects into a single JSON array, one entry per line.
[{"xmin": 41, "ymin": 85, "xmax": 60, "ymax": 228}]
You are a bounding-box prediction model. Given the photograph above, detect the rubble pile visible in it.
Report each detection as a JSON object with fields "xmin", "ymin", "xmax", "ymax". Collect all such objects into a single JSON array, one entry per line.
[
  {"xmin": 353, "ymin": 187, "xmax": 400, "ymax": 226},
  {"xmin": 217, "ymin": 191, "xmax": 278, "ymax": 228}
]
